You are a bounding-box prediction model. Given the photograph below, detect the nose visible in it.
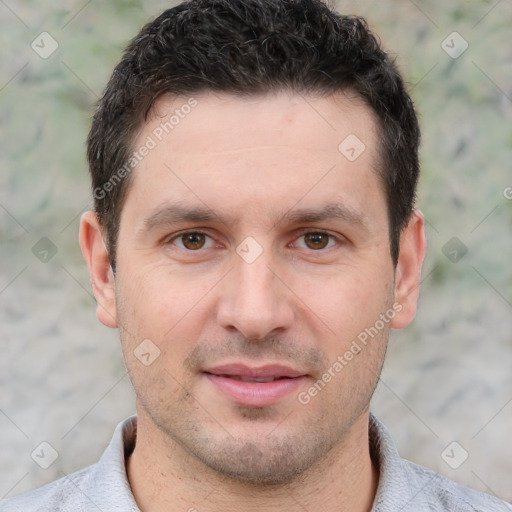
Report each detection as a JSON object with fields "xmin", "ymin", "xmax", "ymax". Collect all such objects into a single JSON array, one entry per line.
[{"xmin": 216, "ymin": 252, "xmax": 295, "ymax": 341}]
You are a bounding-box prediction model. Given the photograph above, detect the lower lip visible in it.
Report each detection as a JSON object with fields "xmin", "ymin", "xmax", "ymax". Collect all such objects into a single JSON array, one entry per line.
[{"xmin": 204, "ymin": 374, "xmax": 308, "ymax": 407}]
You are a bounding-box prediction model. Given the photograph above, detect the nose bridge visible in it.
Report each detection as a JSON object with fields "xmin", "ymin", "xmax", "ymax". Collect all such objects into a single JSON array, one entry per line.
[
  {"xmin": 237, "ymin": 252, "xmax": 275, "ymax": 301},
  {"xmin": 217, "ymin": 245, "xmax": 294, "ymax": 340}
]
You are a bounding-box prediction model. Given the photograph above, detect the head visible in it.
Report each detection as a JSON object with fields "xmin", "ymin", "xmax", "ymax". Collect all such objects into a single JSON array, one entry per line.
[
  {"xmin": 80, "ymin": 0, "xmax": 425, "ymax": 486},
  {"xmin": 87, "ymin": 0, "xmax": 420, "ymax": 269}
]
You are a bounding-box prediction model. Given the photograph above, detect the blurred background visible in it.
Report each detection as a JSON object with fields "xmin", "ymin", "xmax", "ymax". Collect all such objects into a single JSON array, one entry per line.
[{"xmin": 1, "ymin": 0, "xmax": 511, "ymax": 503}]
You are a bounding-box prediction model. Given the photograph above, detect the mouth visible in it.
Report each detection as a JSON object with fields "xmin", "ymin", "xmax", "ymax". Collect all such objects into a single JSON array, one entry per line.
[
  {"xmin": 208, "ymin": 374, "xmax": 294, "ymax": 382},
  {"xmin": 203, "ymin": 363, "xmax": 309, "ymax": 407}
]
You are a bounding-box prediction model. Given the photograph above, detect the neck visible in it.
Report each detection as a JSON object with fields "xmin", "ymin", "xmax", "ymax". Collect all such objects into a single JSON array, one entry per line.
[{"xmin": 126, "ymin": 410, "xmax": 379, "ymax": 512}]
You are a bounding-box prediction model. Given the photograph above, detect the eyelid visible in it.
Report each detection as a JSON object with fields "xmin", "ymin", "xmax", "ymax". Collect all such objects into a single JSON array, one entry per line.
[
  {"xmin": 164, "ymin": 229, "xmax": 217, "ymax": 249},
  {"xmin": 293, "ymin": 228, "xmax": 337, "ymax": 236},
  {"xmin": 163, "ymin": 228, "xmax": 212, "ymax": 241}
]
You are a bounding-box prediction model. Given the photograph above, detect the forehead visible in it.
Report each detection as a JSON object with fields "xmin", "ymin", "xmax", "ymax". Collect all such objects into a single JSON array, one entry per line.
[
  {"xmin": 123, "ymin": 90, "xmax": 384, "ymax": 230},
  {"xmin": 146, "ymin": 90, "xmax": 377, "ymax": 157}
]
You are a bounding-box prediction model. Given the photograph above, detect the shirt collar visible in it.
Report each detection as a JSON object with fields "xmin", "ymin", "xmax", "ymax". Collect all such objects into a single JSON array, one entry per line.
[
  {"xmin": 83, "ymin": 415, "xmax": 139, "ymax": 511},
  {"xmin": 368, "ymin": 413, "xmax": 447, "ymax": 511}
]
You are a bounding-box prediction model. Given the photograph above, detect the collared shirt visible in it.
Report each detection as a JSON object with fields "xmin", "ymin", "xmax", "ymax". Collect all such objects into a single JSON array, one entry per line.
[{"xmin": 1, "ymin": 414, "xmax": 511, "ymax": 511}]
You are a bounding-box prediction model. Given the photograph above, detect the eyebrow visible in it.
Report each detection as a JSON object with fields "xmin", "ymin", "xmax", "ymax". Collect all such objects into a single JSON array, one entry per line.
[
  {"xmin": 140, "ymin": 201, "xmax": 369, "ymax": 234},
  {"xmin": 142, "ymin": 204, "xmax": 220, "ymax": 232},
  {"xmin": 279, "ymin": 203, "xmax": 369, "ymax": 231}
]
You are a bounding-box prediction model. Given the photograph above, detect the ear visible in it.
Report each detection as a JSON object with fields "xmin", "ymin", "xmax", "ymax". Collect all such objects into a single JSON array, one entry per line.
[
  {"xmin": 390, "ymin": 209, "xmax": 426, "ymax": 329},
  {"xmin": 79, "ymin": 211, "xmax": 118, "ymax": 328}
]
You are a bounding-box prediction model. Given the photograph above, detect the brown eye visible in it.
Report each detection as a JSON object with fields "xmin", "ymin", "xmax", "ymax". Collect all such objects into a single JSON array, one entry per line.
[
  {"xmin": 181, "ymin": 232, "xmax": 206, "ymax": 250},
  {"xmin": 303, "ymin": 232, "xmax": 330, "ymax": 250}
]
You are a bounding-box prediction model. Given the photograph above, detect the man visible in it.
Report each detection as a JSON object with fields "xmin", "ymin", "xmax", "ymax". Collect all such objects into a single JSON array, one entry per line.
[{"xmin": 2, "ymin": 0, "xmax": 510, "ymax": 511}]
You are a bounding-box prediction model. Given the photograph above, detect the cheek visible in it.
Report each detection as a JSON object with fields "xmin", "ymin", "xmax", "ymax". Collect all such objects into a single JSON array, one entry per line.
[
  {"xmin": 298, "ymin": 266, "xmax": 394, "ymax": 333},
  {"xmin": 116, "ymin": 263, "xmax": 215, "ymax": 352},
  {"xmin": 115, "ymin": 269, "xmax": 200, "ymax": 393}
]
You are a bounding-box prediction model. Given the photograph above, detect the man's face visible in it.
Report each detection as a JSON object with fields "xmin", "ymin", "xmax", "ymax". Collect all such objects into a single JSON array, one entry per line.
[{"xmin": 101, "ymin": 91, "xmax": 410, "ymax": 483}]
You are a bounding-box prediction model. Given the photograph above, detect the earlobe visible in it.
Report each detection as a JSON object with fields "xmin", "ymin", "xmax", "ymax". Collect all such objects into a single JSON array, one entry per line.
[
  {"xmin": 390, "ymin": 209, "xmax": 426, "ymax": 330},
  {"xmin": 79, "ymin": 211, "xmax": 118, "ymax": 328}
]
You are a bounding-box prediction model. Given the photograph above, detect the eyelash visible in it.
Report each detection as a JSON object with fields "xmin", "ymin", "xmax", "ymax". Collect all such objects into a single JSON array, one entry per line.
[{"xmin": 166, "ymin": 229, "xmax": 341, "ymax": 251}]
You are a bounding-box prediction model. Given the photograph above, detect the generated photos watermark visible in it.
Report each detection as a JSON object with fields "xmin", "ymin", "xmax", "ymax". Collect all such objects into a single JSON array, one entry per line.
[
  {"xmin": 298, "ymin": 302, "xmax": 402, "ymax": 405},
  {"xmin": 93, "ymin": 97, "xmax": 198, "ymax": 200}
]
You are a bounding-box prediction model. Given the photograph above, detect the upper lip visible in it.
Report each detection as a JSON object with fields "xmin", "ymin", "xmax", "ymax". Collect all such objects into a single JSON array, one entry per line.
[{"xmin": 203, "ymin": 363, "xmax": 306, "ymax": 379}]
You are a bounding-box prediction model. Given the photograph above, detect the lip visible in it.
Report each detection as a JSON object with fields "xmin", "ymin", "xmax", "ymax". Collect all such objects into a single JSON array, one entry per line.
[
  {"xmin": 204, "ymin": 363, "xmax": 306, "ymax": 379},
  {"xmin": 203, "ymin": 363, "xmax": 308, "ymax": 407}
]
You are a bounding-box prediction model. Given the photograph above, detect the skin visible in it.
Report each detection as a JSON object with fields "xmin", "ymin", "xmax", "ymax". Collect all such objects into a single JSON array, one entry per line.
[{"xmin": 80, "ymin": 90, "xmax": 426, "ymax": 512}]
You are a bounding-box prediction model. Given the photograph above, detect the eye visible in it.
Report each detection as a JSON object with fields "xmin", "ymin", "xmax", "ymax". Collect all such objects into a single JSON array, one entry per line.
[
  {"xmin": 169, "ymin": 231, "xmax": 215, "ymax": 250},
  {"xmin": 294, "ymin": 231, "xmax": 337, "ymax": 251},
  {"xmin": 166, "ymin": 230, "xmax": 339, "ymax": 252}
]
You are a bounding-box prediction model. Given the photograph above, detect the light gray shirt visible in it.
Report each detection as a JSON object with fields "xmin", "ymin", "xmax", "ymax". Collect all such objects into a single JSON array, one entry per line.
[{"xmin": 1, "ymin": 414, "xmax": 510, "ymax": 511}]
